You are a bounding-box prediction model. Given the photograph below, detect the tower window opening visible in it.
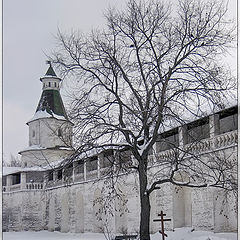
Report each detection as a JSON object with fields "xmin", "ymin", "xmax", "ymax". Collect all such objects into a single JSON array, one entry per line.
[
  {"xmin": 58, "ymin": 128, "xmax": 63, "ymax": 137},
  {"xmin": 54, "ymin": 82, "xmax": 57, "ymax": 87},
  {"xmin": 48, "ymin": 171, "xmax": 53, "ymax": 181},
  {"xmin": 48, "ymin": 82, "xmax": 51, "ymax": 87},
  {"xmin": 32, "ymin": 130, "xmax": 35, "ymax": 137},
  {"xmin": 57, "ymin": 170, "xmax": 62, "ymax": 180}
]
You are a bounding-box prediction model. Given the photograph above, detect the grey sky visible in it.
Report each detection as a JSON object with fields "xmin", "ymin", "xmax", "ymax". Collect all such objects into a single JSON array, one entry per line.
[
  {"xmin": 3, "ymin": 0, "xmax": 126, "ymax": 160},
  {"xmin": 3, "ymin": 0, "xmax": 236, "ymax": 161}
]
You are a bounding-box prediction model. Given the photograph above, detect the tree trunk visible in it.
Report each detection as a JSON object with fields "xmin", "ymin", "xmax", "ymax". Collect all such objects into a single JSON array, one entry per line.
[{"xmin": 138, "ymin": 158, "xmax": 151, "ymax": 240}]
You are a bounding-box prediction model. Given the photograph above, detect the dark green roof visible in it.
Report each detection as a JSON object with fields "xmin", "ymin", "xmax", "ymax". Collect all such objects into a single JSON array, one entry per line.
[
  {"xmin": 45, "ymin": 65, "xmax": 57, "ymax": 76},
  {"xmin": 36, "ymin": 89, "xmax": 68, "ymax": 120}
]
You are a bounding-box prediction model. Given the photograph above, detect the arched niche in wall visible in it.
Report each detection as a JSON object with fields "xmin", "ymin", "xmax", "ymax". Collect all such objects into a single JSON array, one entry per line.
[
  {"xmin": 115, "ymin": 186, "xmax": 128, "ymax": 234},
  {"xmin": 75, "ymin": 191, "xmax": 84, "ymax": 233},
  {"xmin": 93, "ymin": 188, "xmax": 103, "ymax": 232},
  {"xmin": 172, "ymin": 185, "xmax": 192, "ymax": 228}
]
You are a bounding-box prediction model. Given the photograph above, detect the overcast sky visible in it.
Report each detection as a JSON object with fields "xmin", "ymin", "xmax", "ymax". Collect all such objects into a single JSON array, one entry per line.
[{"xmin": 3, "ymin": 0, "xmax": 236, "ymax": 162}]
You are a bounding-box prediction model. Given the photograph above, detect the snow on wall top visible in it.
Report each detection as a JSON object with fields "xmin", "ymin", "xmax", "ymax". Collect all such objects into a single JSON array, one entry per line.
[{"xmin": 3, "ymin": 166, "xmax": 46, "ymax": 176}]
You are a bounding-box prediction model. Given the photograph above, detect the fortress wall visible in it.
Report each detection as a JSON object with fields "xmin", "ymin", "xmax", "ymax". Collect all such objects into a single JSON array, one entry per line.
[
  {"xmin": 3, "ymin": 164, "xmax": 237, "ymax": 234},
  {"xmin": 3, "ymin": 191, "xmax": 46, "ymax": 232}
]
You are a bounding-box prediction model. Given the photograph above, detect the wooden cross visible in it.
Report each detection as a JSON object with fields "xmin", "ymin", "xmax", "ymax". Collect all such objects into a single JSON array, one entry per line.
[{"xmin": 153, "ymin": 211, "xmax": 171, "ymax": 240}]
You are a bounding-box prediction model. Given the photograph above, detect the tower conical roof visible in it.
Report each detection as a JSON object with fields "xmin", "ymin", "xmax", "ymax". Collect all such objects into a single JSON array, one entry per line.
[
  {"xmin": 45, "ymin": 64, "xmax": 57, "ymax": 77},
  {"xmin": 35, "ymin": 89, "xmax": 68, "ymax": 120},
  {"xmin": 34, "ymin": 64, "xmax": 69, "ymax": 121}
]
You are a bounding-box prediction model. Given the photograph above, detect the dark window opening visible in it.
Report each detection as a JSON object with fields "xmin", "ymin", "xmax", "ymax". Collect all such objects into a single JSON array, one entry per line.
[
  {"xmin": 58, "ymin": 128, "xmax": 62, "ymax": 137},
  {"xmin": 57, "ymin": 170, "xmax": 62, "ymax": 180},
  {"xmin": 86, "ymin": 156, "xmax": 98, "ymax": 172},
  {"xmin": 102, "ymin": 150, "xmax": 114, "ymax": 168},
  {"xmin": 76, "ymin": 160, "xmax": 84, "ymax": 174},
  {"xmin": 12, "ymin": 173, "xmax": 21, "ymax": 185},
  {"xmin": 48, "ymin": 171, "xmax": 53, "ymax": 181},
  {"xmin": 54, "ymin": 82, "xmax": 57, "ymax": 87},
  {"xmin": 187, "ymin": 117, "xmax": 209, "ymax": 143},
  {"xmin": 64, "ymin": 164, "xmax": 73, "ymax": 177},
  {"xmin": 48, "ymin": 82, "xmax": 51, "ymax": 87},
  {"xmin": 2, "ymin": 176, "xmax": 6, "ymax": 186},
  {"xmin": 118, "ymin": 149, "xmax": 131, "ymax": 166},
  {"xmin": 157, "ymin": 128, "xmax": 179, "ymax": 152},
  {"xmin": 219, "ymin": 107, "xmax": 237, "ymax": 134},
  {"xmin": 26, "ymin": 171, "xmax": 44, "ymax": 183}
]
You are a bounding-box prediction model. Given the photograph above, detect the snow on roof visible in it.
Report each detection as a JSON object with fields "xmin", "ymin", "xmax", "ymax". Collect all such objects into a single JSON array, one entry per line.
[
  {"xmin": 27, "ymin": 109, "xmax": 67, "ymax": 124},
  {"xmin": 19, "ymin": 145, "xmax": 75, "ymax": 155},
  {"xmin": 19, "ymin": 144, "xmax": 47, "ymax": 153},
  {"xmin": 3, "ymin": 166, "xmax": 46, "ymax": 176},
  {"xmin": 58, "ymin": 146, "xmax": 74, "ymax": 150}
]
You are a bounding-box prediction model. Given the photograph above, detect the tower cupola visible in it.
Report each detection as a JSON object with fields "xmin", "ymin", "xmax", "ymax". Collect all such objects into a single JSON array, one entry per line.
[
  {"xmin": 40, "ymin": 61, "xmax": 61, "ymax": 90},
  {"xmin": 19, "ymin": 62, "xmax": 74, "ymax": 167}
]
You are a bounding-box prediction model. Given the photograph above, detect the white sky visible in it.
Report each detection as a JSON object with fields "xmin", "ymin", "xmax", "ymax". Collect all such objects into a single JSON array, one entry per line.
[
  {"xmin": 3, "ymin": 0, "xmax": 237, "ymax": 161},
  {"xmin": 3, "ymin": 0, "xmax": 126, "ymax": 161}
]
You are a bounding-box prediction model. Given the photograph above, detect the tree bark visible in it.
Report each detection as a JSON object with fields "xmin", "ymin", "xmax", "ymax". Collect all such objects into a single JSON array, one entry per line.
[{"xmin": 138, "ymin": 158, "xmax": 151, "ymax": 240}]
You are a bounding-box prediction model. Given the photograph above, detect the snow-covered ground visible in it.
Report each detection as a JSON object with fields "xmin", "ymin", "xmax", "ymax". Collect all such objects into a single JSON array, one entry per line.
[{"xmin": 3, "ymin": 228, "xmax": 237, "ymax": 240}]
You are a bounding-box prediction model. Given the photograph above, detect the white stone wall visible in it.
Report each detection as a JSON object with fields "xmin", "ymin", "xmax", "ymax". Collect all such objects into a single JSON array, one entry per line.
[
  {"xmin": 3, "ymin": 191, "xmax": 46, "ymax": 232},
  {"xmin": 4, "ymin": 133, "xmax": 237, "ymax": 234},
  {"xmin": 21, "ymin": 149, "xmax": 74, "ymax": 167},
  {"xmin": 28, "ymin": 118, "xmax": 72, "ymax": 148},
  {"xmin": 3, "ymin": 171, "xmax": 237, "ymax": 234}
]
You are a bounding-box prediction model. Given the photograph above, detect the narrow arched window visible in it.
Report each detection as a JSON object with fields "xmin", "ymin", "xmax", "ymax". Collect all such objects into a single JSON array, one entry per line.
[
  {"xmin": 49, "ymin": 82, "xmax": 51, "ymax": 87},
  {"xmin": 58, "ymin": 128, "xmax": 62, "ymax": 137},
  {"xmin": 54, "ymin": 82, "xmax": 57, "ymax": 87}
]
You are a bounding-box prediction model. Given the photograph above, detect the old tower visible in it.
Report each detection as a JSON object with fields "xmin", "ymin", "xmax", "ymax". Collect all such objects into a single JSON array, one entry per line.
[{"xmin": 19, "ymin": 63, "xmax": 74, "ymax": 167}]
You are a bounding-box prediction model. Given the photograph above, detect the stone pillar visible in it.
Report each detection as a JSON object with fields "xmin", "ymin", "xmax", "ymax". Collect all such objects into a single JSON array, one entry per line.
[
  {"xmin": 21, "ymin": 172, "xmax": 27, "ymax": 190},
  {"xmin": 6, "ymin": 175, "xmax": 13, "ymax": 186},
  {"xmin": 152, "ymin": 142, "xmax": 157, "ymax": 154},
  {"xmin": 179, "ymin": 125, "xmax": 187, "ymax": 147},
  {"xmin": 209, "ymin": 114, "xmax": 220, "ymax": 138},
  {"xmin": 6, "ymin": 175, "xmax": 13, "ymax": 192},
  {"xmin": 98, "ymin": 153, "xmax": 104, "ymax": 177},
  {"xmin": 43, "ymin": 171, "xmax": 48, "ymax": 188},
  {"xmin": 53, "ymin": 171, "xmax": 58, "ymax": 181}
]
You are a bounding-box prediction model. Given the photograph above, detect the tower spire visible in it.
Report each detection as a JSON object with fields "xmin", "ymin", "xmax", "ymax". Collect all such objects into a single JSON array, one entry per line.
[
  {"xmin": 45, "ymin": 61, "xmax": 57, "ymax": 77},
  {"xmin": 35, "ymin": 63, "xmax": 68, "ymax": 120}
]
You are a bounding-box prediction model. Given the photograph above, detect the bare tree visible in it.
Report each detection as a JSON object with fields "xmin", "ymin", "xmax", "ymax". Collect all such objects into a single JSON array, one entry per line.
[
  {"xmin": 51, "ymin": 0, "xmax": 236, "ymax": 239},
  {"xmin": 3, "ymin": 154, "xmax": 22, "ymax": 167}
]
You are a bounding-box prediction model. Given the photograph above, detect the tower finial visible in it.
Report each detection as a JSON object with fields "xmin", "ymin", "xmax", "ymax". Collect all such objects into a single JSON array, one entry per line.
[
  {"xmin": 46, "ymin": 60, "xmax": 52, "ymax": 66},
  {"xmin": 44, "ymin": 61, "xmax": 57, "ymax": 77}
]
